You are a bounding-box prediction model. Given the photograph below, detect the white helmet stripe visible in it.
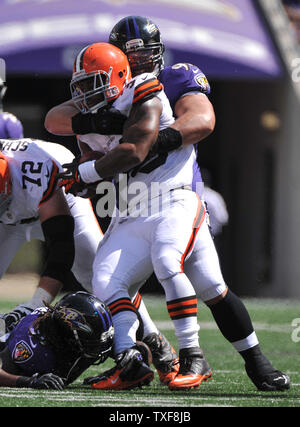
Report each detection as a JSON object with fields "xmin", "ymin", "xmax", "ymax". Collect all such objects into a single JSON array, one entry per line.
[{"xmin": 75, "ymin": 45, "xmax": 90, "ymax": 72}]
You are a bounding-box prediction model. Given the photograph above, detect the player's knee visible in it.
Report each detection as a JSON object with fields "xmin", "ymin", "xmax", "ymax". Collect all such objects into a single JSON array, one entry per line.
[
  {"xmin": 92, "ymin": 268, "xmax": 129, "ymax": 304},
  {"xmin": 200, "ymin": 282, "xmax": 228, "ymax": 303},
  {"xmin": 153, "ymin": 253, "xmax": 182, "ymax": 282}
]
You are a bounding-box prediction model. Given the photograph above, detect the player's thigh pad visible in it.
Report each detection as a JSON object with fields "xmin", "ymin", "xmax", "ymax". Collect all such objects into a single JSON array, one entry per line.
[
  {"xmin": 92, "ymin": 219, "xmax": 153, "ymax": 304},
  {"xmin": 151, "ymin": 190, "xmax": 204, "ymax": 281},
  {"xmin": 184, "ymin": 220, "xmax": 227, "ymax": 301}
]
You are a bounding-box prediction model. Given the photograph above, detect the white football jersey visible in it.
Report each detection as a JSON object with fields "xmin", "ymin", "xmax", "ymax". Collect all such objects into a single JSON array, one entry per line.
[
  {"xmin": 78, "ymin": 73, "xmax": 196, "ymax": 205},
  {"xmin": 0, "ymin": 138, "xmax": 74, "ymax": 224},
  {"xmin": 78, "ymin": 72, "xmax": 174, "ymax": 153}
]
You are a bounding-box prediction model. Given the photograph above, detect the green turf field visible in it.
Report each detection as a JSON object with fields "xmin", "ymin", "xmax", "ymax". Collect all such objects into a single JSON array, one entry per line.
[{"xmin": 0, "ymin": 296, "xmax": 299, "ymax": 408}]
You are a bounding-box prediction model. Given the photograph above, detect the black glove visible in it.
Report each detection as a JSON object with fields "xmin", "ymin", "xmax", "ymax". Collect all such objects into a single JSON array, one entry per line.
[
  {"xmin": 72, "ymin": 107, "xmax": 127, "ymax": 135},
  {"xmin": 56, "ymin": 157, "xmax": 88, "ymax": 197},
  {"xmin": 3, "ymin": 305, "xmax": 33, "ymax": 333},
  {"xmin": 16, "ymin": 373, "xmax": 65, "ymax": 390}
]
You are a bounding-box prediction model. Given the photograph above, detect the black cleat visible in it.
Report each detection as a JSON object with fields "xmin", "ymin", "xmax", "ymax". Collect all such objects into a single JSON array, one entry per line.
[
  {"xmin": 246, "ymin": 365, "xmax": 290, "ymax": 391},
  {"xmin": 143, "ymin": 332, "xmax": 179, "ymax": 384}
]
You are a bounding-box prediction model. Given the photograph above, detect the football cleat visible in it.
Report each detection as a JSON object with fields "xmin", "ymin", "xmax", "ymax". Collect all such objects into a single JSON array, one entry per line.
[
  {"xmin": 245, "ymin": 365, "xmax": 290, "ymax": 392},
  {"xmin": 168, "ymin": 347, "xmax": 212, "ymax": 391},
  {"xmin": 143, "ymin": 332, "xmax": 179, "ymax": 384},
  {"xmin": 90, "ymin": 347, "xmax": 154, "ymax": 390}
]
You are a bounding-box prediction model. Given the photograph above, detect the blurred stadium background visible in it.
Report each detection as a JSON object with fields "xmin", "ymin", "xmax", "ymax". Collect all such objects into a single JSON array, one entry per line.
[{"xmin": 1, "ymin": 0, "xmax": 300, "ymax": 299}]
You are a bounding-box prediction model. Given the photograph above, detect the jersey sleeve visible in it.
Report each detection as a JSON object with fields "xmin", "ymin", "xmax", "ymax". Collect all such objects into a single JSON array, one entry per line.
[
  {"xmin": 159, "ymin": 63, "xmax": 211, "ymax": 111},
  {"xmin": 38, "ymin": 160, "xmax": 60, "ymax": 207},
  {"xmin": 132, "ymin": 74, "xmax": 164, "ymax": 104}
]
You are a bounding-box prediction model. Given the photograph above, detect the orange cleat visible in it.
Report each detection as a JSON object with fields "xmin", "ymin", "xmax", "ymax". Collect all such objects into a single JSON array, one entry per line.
[
  {"xmin": 168, "ymin": 347, "xmax": 212, "ymax": 391},
  {"xmin": 90, "ymin": 347, "xmax": 154, "ymax": 391},
  {"xmin": 143, "ymin": 332, "xmax": 179, "ymax": 385}
]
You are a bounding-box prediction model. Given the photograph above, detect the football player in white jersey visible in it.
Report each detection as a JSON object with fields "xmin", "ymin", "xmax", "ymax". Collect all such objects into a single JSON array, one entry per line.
[
  {"xmin": 0, "ymin": 138, "xmax": 102, "ymax": 340},
  {"xmin": 56, "ymin": 42, "xmax": 217, "ymax": 391},
  {"xmin": 57, "ymin": 41, "xmax": 290, "ymax": 393}
]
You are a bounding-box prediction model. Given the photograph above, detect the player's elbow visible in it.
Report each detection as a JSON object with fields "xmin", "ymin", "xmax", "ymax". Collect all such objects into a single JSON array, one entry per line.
[
  {"xmin": 118, "ymin": 143, "xmax": 147, "ymax": 169},
  {"xmin": 200, "ymin": 113, "xmax": 216, "ymax": 138},
  {"xmin": 123, "ymin": 140, "xmax": 150, "ymax": 164},
  {"xmin": 44, "ymin": 112, "xmax": 57, "ymax": 135},
  {"xmin": 129, "ymin": 145, "xmax": 148, "ymax": 165}
]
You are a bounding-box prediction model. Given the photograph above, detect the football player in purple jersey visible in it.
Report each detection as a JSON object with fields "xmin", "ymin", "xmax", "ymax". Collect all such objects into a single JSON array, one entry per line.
[
  {"xmin": 0, "ymin": 291, "xmax": 114, "ymax": 389},
  {"xmin": 44, "ymin": 16, "xmax": 290, "ymax": 392},
  {"xmin": 104, "ymin": 15, "xmax": 290, "ymax": 392},
  {"xmin": 0, "ymin": 81, "xmax": 24, "ymax": 139}
]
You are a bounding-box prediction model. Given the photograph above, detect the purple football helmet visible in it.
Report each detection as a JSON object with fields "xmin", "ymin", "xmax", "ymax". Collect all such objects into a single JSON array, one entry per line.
[{"xmin": 0, "ymin": 112, "xmax": 23, "ymax": 139}]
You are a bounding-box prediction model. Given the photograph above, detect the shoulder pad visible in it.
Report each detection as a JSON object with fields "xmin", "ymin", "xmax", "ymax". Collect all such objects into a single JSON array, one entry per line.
[
  {"xmin": 160, "ymin": 63, "xmax": 210, "ymax": 94},
  {"xmin": 132, "ymin": 73, "xmax": 163, "ymax": 104}
]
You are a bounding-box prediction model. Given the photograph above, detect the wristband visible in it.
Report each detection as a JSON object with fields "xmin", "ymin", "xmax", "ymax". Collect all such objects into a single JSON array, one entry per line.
[
  {"xmin": 71, "ymin": 113, "xmax": 93, "ymax": 135},
  {"xmin": 78, "ymin": 160, "xmax": 103, "ymax": 183},
  {"xmin": 153, "ymin": 127, "xmax": 182, "ymax": 154}
]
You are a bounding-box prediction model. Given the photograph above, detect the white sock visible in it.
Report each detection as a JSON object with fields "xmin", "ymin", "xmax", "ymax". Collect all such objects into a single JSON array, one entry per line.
[
  {"xmin": 161, "ymin": 273, "xmax": 200, "ymax": 350},
  {"xmin": 112, "ymin": 311, "xmax": 139, "ymax": 355},
  {"xmin": 173, "ymin": 318, "xmax": 200, "ymax": 349},
  {"xmin": 138, "ymin": 300, "xmax": 159, "ymax": 338}
]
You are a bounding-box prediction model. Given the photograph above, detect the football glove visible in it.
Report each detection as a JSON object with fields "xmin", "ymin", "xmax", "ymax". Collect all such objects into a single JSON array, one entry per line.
[
  {"xmin": 57, "ymin": 157, "xmax": 88, "ymax": 197},
  {"xmin": 16, "ymin": 373, "xmax": 65, "ymax": 390},
  {"xmin": 72, "ymin": 106, "xmax": 127, "ymax": 135},
  {"xmin": 3, "ymin": 305, "xmax": 33, "ymax": 333}
]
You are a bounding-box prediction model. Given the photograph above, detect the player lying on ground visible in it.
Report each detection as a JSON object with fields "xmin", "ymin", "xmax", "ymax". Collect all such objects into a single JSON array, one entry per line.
[{"xmin": 0, "ymin": 291, "xmax": 114, "ymax": 389}]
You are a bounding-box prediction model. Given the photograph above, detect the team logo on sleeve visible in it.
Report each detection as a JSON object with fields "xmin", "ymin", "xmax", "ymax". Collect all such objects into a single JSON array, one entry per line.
[
  {"xmin": 13, "ymin": 340, "xmax": 33, "ymax": 363},
  {"xmin": 194, "ymin": 74, "xmax": 210, "ymax": 92}
]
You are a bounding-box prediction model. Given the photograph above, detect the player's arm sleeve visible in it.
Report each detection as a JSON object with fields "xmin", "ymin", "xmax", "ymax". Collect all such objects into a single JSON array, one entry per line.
[
  {"xmin": 38, "ymin": 160, "xmax": 60, "ymax": 207},
  {"xmin": 41, "ymin": 214, "xmax": 75, "ymax": 284}
]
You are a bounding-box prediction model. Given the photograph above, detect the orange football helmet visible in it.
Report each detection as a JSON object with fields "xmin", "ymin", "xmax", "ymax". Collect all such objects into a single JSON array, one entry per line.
[
  {"xmin": 0, "ymin": 152, "xmax": 12, "ymax": 216},
  {"xmin": 70, "ymin": 42, "xmax": 132, "ymax": 114}
]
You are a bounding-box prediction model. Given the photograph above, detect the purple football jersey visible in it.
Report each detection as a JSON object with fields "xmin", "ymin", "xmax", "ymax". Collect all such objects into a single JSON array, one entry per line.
[
  {"xmin": 159, "ymin": 63, "xmax": 210, "ymax": 112},
  {"xmin": 6, "ymin": 309, "xmax": 56, "ymax": 376},
  {"xmin": 0, "ymin": 112, "xmax": 24, "ymax": 139},
  {"xmin": 159, "ymin": 63, "xmax": 211, "ymax": 193}
]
